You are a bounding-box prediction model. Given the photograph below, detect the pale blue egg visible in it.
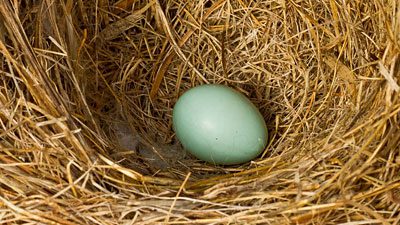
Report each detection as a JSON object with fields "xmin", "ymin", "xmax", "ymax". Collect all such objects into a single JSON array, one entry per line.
[{"xmin": 173, "ymin": 84, "xmax": 268, "ymax": 165}]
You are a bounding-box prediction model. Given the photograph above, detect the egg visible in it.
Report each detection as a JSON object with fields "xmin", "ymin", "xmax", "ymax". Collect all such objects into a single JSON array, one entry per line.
[{"xmin": 172, "ymin": 84, "xmax": 268, "ymax": 165}]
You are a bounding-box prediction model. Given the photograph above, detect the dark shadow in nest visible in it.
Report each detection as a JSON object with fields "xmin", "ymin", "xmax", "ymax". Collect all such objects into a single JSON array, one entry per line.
[
  {"xmin": 84, "ymin": 86, "xmax": 261, "ymax": 181},
  {"xmin": 102, "ymin": 109, "xmax": 236, "ymax": 180}
]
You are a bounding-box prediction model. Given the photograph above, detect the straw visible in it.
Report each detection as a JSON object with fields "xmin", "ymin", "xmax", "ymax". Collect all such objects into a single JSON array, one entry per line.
[{"xmin": 0, "ymin": 0, "xmax": 399, "ymax": 224}]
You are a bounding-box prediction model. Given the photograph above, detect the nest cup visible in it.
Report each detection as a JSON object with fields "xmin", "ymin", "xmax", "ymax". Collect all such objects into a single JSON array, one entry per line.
[{"xmin": 1, "ymin": 0, "xmax": 400, "ymax": 224}]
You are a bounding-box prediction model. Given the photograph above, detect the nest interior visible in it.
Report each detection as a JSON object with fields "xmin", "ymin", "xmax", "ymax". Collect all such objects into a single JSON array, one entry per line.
[{"xmin": 0, "ymin": 0, "xmax": 399, "ymax": 224}]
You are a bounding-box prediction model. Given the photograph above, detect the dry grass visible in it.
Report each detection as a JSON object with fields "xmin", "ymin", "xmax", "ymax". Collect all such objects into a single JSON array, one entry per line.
[{"xmin": 0, "ymin": 0, "xmax": 400, "ymax": 224}]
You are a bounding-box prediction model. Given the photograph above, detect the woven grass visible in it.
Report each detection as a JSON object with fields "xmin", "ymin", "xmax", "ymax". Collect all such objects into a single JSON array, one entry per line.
[{"xmin": 1, "ymin": 0, "xmax": 400, "ymax": 224}]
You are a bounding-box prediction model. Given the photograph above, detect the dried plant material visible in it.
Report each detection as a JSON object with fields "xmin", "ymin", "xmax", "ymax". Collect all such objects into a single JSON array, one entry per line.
[
  {"xmin": 113, "ymin": 0, "xmax": 136, "ymax": 12},
  {"xmin": 99, "ymin": 1, "xmax": 155, "ymax": 41},
  {"xmin": 379, "ymin": 60, "xmax": 400, "ymax": 92},
  {"xmin": 149, "ymin": 0, "xmax": 224, "ymax": 99},
  {"xmin": 324, "ymin": 55, "xmax": 357, "ymax": 100},
  {"xmin": 388, "ymin": 189, "xmax": 400, "ymax": 204},
  {"xmin": 99, "ymin": 13, "xmax": 145, "ymax": 41},
  {"xmin": 0, "ymin": 19, "xmax": 6, "ymax": 43},
  {"xmin": 1, "ymin": 0, "xmax": 400, "ymax": 224}
]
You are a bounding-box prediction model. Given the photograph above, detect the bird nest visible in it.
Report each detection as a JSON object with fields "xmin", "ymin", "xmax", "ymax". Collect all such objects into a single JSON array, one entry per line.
[{"xmin": 1, "ymin": 0, "xmax": 400, "ymax": 224}]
